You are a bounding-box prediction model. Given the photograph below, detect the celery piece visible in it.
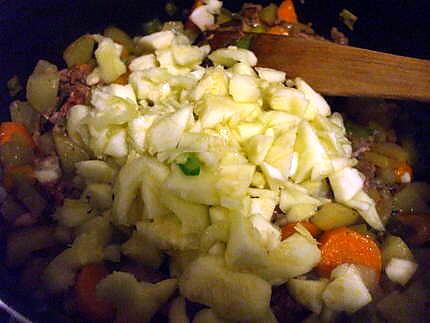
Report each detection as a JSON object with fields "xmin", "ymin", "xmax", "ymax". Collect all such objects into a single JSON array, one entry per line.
[
  {"xmin": 259, "ymin": 4, "xmax": 278, "ymax": 25},
  {"xmin": 178, "ymin": 153, "xmax": 201, "ymax": 176},
  {"xmin": 63, "ymin": 35, "xmax": 95, "ymax": 67},
  {"xmin": 235, "ymin": 35, "xmax": 253, "ymax": 50}
]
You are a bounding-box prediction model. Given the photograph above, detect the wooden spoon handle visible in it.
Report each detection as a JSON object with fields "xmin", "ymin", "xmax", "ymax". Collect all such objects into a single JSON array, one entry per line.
[
  {"xmin": 250, "ymin": 33, "xmax": 430, "ymax": 102},
  {"xmin": 209, "ymin": 32, "xmax": 430, "ymax": 102}
]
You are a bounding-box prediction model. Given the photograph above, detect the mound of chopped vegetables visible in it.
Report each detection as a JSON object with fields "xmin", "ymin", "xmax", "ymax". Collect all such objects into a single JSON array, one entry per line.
[{"xmin": 2, "ymin": 1, "xmax": 430, "ymax": 323}]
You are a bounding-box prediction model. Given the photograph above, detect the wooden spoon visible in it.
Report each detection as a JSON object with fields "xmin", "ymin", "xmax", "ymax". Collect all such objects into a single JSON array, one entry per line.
[{"xmin": 208, "ymin": 32, "xmax": 430, "ymax": 102}]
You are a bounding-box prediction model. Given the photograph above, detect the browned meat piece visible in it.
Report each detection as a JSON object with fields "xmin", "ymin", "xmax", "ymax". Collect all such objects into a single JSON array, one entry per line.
[
  {"xmin": 241, "ymin": 3, "xmax": 263, "ymax": 28},
  {"xmin": 330, "ymin": 27, "xmax": 349, "ymax": 45},
  {"xmin": 356, "ymin": 159, "xmax": 377, "ymax": 190},
  {"xmin": 351, "ymin": 136, "xmax": 373, "ymax": 158},
  {"xmin": 271, "ymin": 284, "xmax": 310, "ymax": 323},
  {"xmin": 49, "ymin": 64, "xmax": 92, "ymax": 124}
]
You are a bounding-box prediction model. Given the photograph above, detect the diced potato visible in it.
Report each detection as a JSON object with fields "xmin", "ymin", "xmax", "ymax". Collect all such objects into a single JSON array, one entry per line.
[
  {"xmin": 311, "ymin": 203, "xmax": 360, "ymax": 230},
  {"xmin": 53, "ymin": 131, "xmax": 90, "ymax": 174},
  {"xmin": 97, "ymin": 272, "xmax": 177, "ymax": 323},
  {"xmin": 104, "ymin": 26, "xmax": 135, "ymax": 54},
  {"xmin": 256, "ymin": 233, "xmax": 321, "ymax": 285},
  {"xmin": 82, "ymin": 183, "xmax": 113, "ymax": 210},
  {"xmin": 63, "ymin": 35, "xmax": 95, "ymax": 67},
  {"xmin": 287, "ymin": 278, "xmax": 328, "ymax": 314},
  {"xmin": 9, "ymin": 100, "xmax": 40, "ymax": 134},
  {"xmin": 164, "ymin": 166, "xmax": 219, "ymax": 205},
  {"xmin": 172, "ymin": 44, "xmax": 205, "ymax": 67},
  {"xmin": 75, "ymin": 160, "xmax": 116, "ymax": 183},
  {"xmin": 385, "ymin": 258, "xmax": 417, "ymax": 286},
  {"xmin": 95, "ymin": 37, "xmax": 127, "ymax": 83},
  {"xmin": 26, "ymin": 60, "xmax": 59, "ymax": 113},
  {"xmin": 179, "ymin": 256, "xmax": 272, "ymax": 321},
  {"xmin": 322, "ymin": 264, "xmax": 372, "ymax": 313},
  {"xmin": 382, "ymin": 235, "xmax": 414, "ymax": 266},
  {"xmin": 229, "ymin": 74, "xmax": 261, "ymax": 103},
  {"xmin": 121, "ymin": 231, "xmax": 164, "ymax": 269}
]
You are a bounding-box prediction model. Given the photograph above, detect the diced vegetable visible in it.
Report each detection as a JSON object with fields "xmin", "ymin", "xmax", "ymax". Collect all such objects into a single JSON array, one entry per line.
[
  {"xmin": 317, "ymin": 227, "xmax": 382, "ymax": 278},
  {"xmin": 55, "ymin": 199, "xmax": 96, "ymax": 227},
  {"xmin": 121, "ymin": 231, "xmax": 164, "ymax": 269},
  {"xmin": 53, "ymin": 131, "xmax": 90, "ymax": 174},
  {"xmin": 9, "ymin": 101, "xmax": 40, "ymax": 134},
  {"xmin": 382, "ymin": 235, "xmax": 414, "ymax": 266},
  {"xmin": 137, "ymin": 30, "xmax": 175, "ymax": 51},
  {"xmin": 322, "ymin": 264, "xmax": 372, "ymax": 313},
  {"xmin": 179, "ymin": 256, "xmax": 272, "ymax": 321},
  {"xmin": 142, "ymin": 19, "xmax": 163, "ymax": 35},
  {"xmin": 63, "ymin": 35, "xmax": 95, "ymax": 67},
  {"xmin": 385, "ymin": 258, "xmax": 417, "ymax": 286},
  {"xmin": 311, "ymin": 203, "xmax": 360, "ymax": 231},
  {"xmin": 393, "ymin": 182, "xmax": 430, "ymax": 213},
  {"xmin": 26, "ymin": 60, "xmax": 59, "ymax": 113},
  {"xmin": 277, "ymin": 0, "xmax": 298, "ymax": 23},
  {"xmin": 75, "ymin": 160, "xmax": 116, "ymax": 183},
  {"xmin": 288, "ymin": 278, "xmax": 328, "ymax": 314},
  {"xmin": 281, "ymin": 221, "xmax": 320, "ymax": 240},
  {"xmin": 329, "ymin": 167, "xmax": 364, "ymax": 203},
  {"xmin": 83, "ymin": 183, "xmax": 113, "ymax": 210},
  {"xmin": 259, "ymin": 3, "xmax": 278, "ymax": 25},
  {"xmin": 104, "ymin": 26, "xmax": 135, "ymax": 54},
  {"xmin": 75, "ymin": 264, "xmax": 115, "ymax": 321},
  {"xmin": 209, "ymin": 46, "xmax": 257, "ymax": 67},
  {"xmin": 178, "ymin": 153, "xmax": 201, "ymax": 176},
  {"xmin": 95, "ymin": 37, "xmax": 127, "ymax": 83},
  {"xmin": 229, "ymin": 74, "xmax": 260, "ymax": 103},
  {"xmin": 97, "ymin": 272, "xmax": 177, "ymax": 323}
]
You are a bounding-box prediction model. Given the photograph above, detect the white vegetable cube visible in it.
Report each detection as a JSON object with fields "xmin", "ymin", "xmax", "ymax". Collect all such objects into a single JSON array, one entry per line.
[
  {"xmin": 230, "ymin": 62, "xmax": 257, "ymax": 76},
  {"xmin": 250, "ymin": 197, "xmax": 276, "ymax": 221},
  {"xmin": 128, "ymin": 115, "xmax": 157, "ymax": 152},
  {"xmin": 322, "ymin": 264, "xmax": 372, "ymax": 313},
  {"xmin": 137, "ymin": 30, "xmax": 175, "ymax": 51},
  {"xmin": 104, "ymin": 129, "xmax": 128, "ymax": 158},
  {"xmin": 245, "ymin": 134, "xmax": 274, "ymax": 165},
  {"xmin": 270, "ymin": 87, "xmax": 309, "ymax": 116},
  {"xmin": 288, "ymin": 279, "xmax": 328, "ymax": 314},
  {"xmin": 172, "ymin": 45, "xmax": 205, "ymax": 67},
  {"xmin": 209, "ymin": 46, "xmax": 258, "ymax": 67},
  {"xmin": 129, "ymin": 54, "xmax": 157, "ymax": 72},
  {"xmin": 250, "ymin": 214, "xmax": 281, "ymax": 250},
  {"xmin": 385, "ymin": 258, "xmax": 417, "ymax": 286},
  {"xmin": 190, "ymin": 5, "xmax": 215, "ymax": 31},
  {"xmin": 344, "ymin": 190, "xmax": 385, "ymax": 231},
  {"xmin": 329, "ymin": 167, "xmax": 364, "ymax": 202},
  {"xmin": 295, "ymin": 78, "xmax": 331, "ymax": 117},
  {"xmin": 146, "ymin": 106, "xmax": 192, "ymax": 154},
  {"xmin": 229, "ymin": 74, "xmax": 261, "ymax": 103},
  {"xmin": 255, "ymin": 67, "xmax": 286, "ymax": 83},
  {"xmin": 95, "ymin": 37, "xmax": 126, "ymax": 83}
]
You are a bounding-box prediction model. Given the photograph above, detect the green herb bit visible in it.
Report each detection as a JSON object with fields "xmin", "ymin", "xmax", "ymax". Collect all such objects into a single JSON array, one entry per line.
[
  {"xmin": 235, "ymin": 35, "xmax": 253, "ymax": 49},
  {"xmin": 178, "ymin": 153, "xmax": 201, "ymax": 176},
  {"xmin": 339, "ymin": 9, "xmax": 358, "ymax": 31}
]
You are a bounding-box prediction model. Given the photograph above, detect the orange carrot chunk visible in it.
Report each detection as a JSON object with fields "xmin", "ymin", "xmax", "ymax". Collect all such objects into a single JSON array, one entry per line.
[
  {"xmin": 277, "ymin": 0, "xmax": 298, "ymax": 23},
  {"xmin": 394, "ymin": 161, "xmax": 413, "ymax": 183},
  {"xmin": 281, "ymin": 221, "xmax": 320, "ymax": 240},
  {"xmin": 76, "ymin": 264, "xmax": 115, "ymax": 322},
  {"xmin": 0, "ymin": 122, "xmax": 35, "ymax": 148},
  {"xmin": 317, "ymin": 227, "xmax": 382, "ymax": 278}
]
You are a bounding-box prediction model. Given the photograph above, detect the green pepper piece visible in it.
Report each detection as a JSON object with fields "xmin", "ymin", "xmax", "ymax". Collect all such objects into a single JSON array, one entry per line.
[
  {"xmin": 235, "ymin": 35, "xmax": 253, "ymax": 49},
  {"xmin": 178, "ymin": 153, "xmax": 201, "ymax": 176}
]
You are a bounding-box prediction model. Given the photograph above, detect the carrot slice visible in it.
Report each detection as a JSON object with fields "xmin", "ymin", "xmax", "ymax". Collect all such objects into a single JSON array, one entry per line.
[
  {"xmin": 0, "ymin": 122, "xmax": 35, "ymax": 148},
  {"xmin": 281, "ymin": 221, "xmax": 320, "ymax": 240},
  {"xmin": 267, "ymin": 25, "xmax": 290, "ymax": 35},
  {"xmin": 76, "ymin": 264, "xmax": 115, "ymax": 322},
  {"xmin": 3, "ymin": 165, "xmax": 35, "ymax": 191},
  {"xmin": 317, "ymin": 227, "xmax": 382, "ymax": 278},
  {"xmin": 394, "ymin": 161, "xmax": 413, "ymax": 183},
  {"xmin": 277, "ymin": 0, "xmax": 298, "ymax": 23}
]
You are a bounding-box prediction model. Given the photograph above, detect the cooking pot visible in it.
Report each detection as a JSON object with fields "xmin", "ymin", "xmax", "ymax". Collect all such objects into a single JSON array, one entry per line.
[{"xmin": 0, "ymin": 0, "xmax": 429, "ymax": 322}]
